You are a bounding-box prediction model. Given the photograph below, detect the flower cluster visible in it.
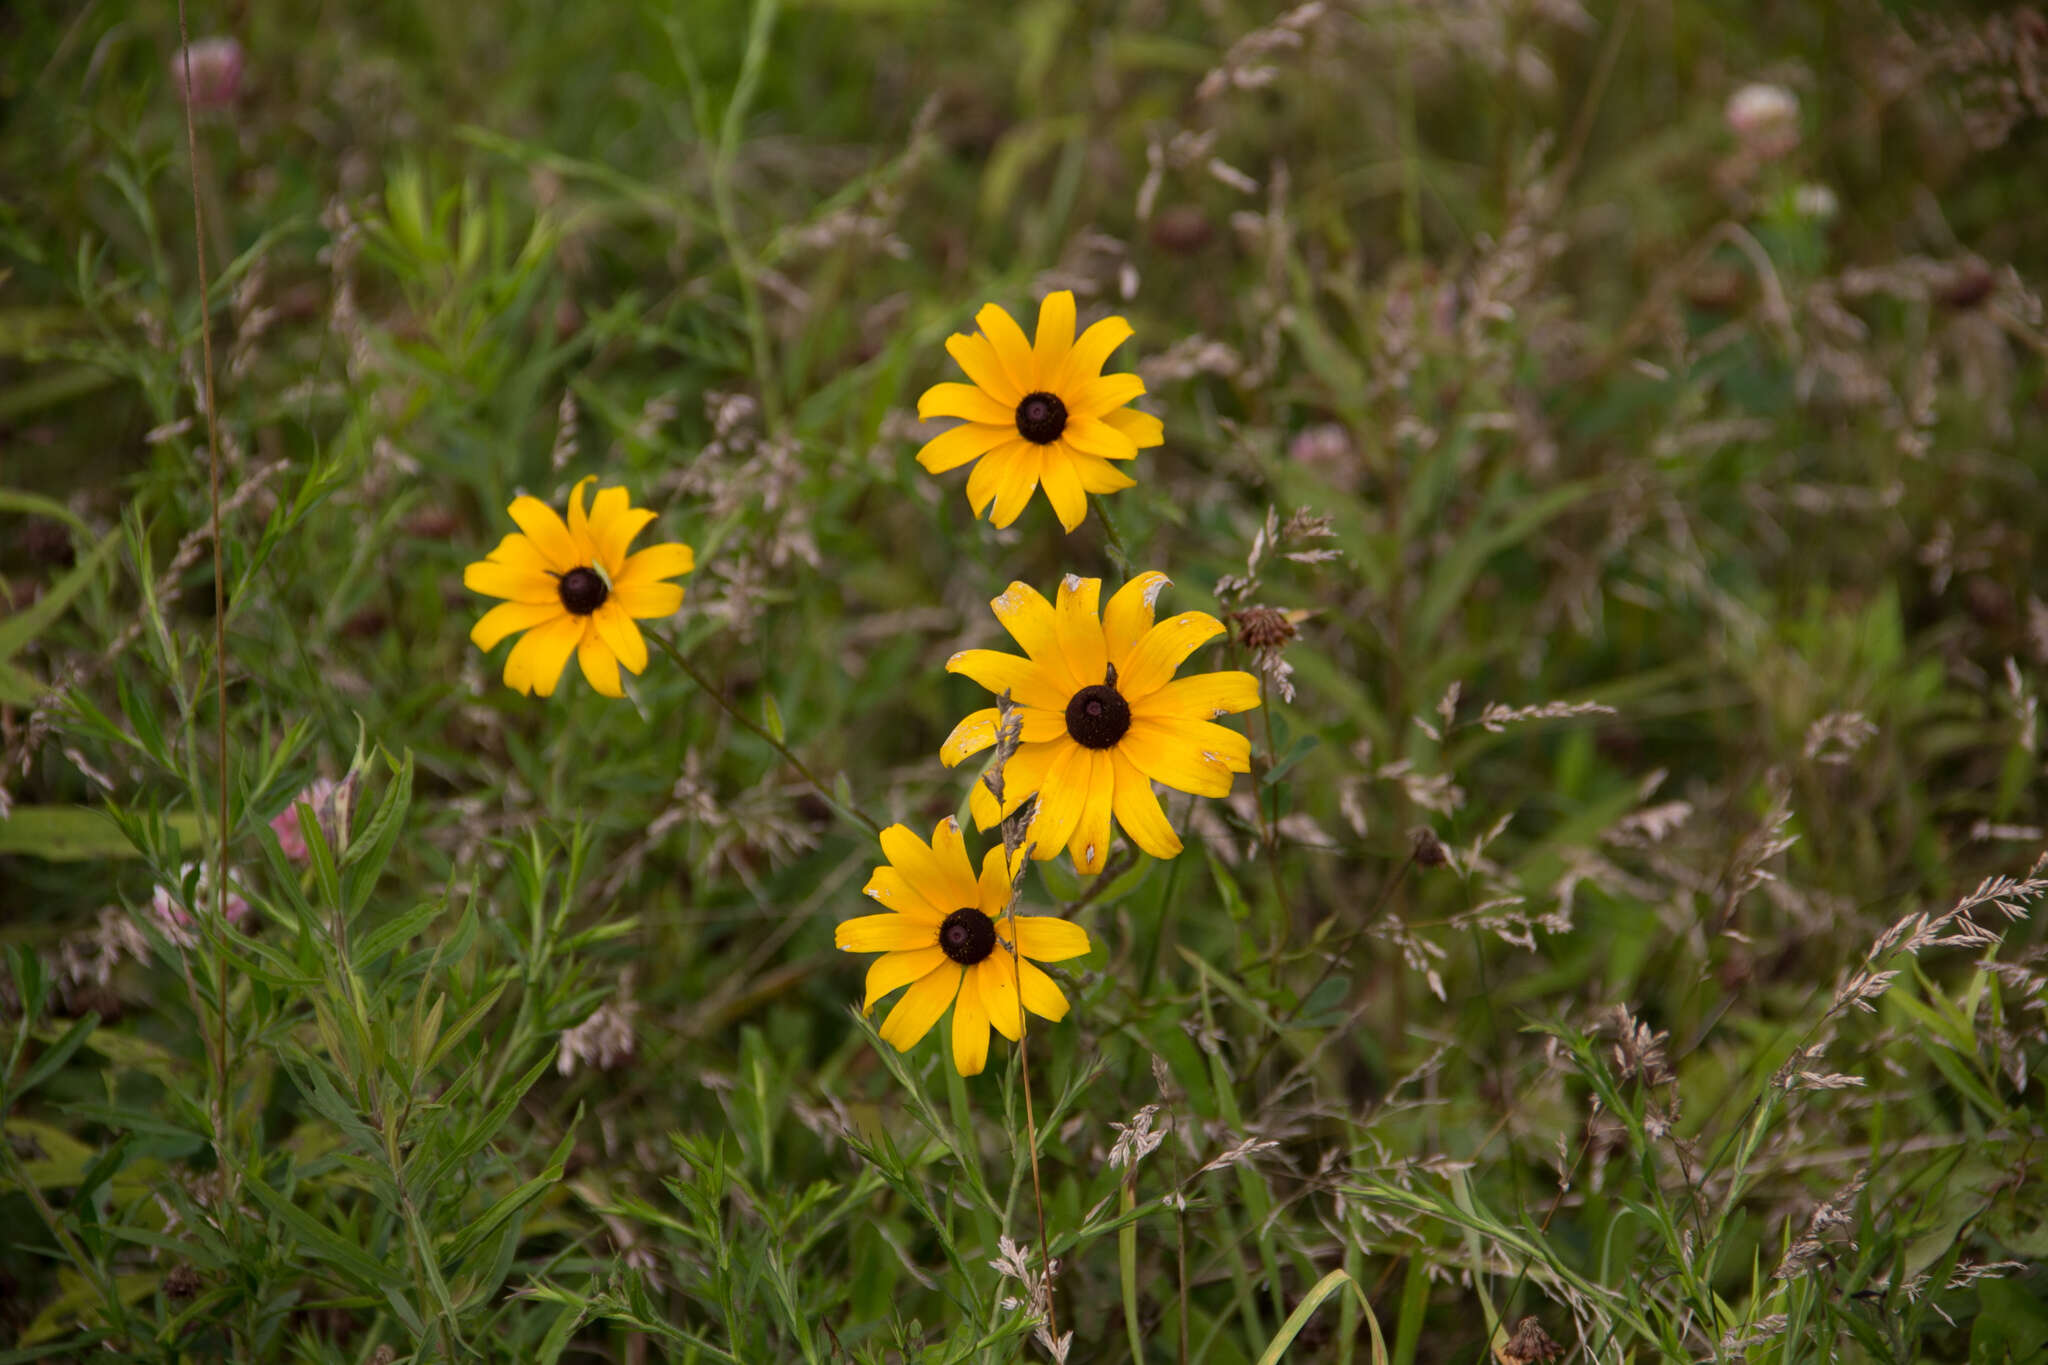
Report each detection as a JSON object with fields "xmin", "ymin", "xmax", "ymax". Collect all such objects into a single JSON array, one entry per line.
[{"xmin": 455, "ymin": 292, "xmax": 1267, "ymax": 1078}]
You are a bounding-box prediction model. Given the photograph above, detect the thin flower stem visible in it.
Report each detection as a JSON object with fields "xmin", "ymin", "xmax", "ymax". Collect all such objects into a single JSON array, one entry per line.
[
  {"xmin": 649, "ymin": 630, "xmax": 883, "ymax": 836},
  {"xmin": 1255, "ymin": 672, "xmax": 1291, "ymax": 977},
  {"xmin": 176, "ymin": 0, "xmax": 238, "ymax": 1219},
  {"xmin": 1095, "ymin": 499, "xmax": 1132, "ymax": 576},
  {"xmin": 1007, "ymin": 912, "xmax": 1058, "ymax": 1346}
]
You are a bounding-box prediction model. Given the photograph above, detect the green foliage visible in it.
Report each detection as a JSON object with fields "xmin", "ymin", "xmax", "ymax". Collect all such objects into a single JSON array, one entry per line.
[{"xmin": 4, "ymin": 0, "xmax": 2047, "ymax": 1361}]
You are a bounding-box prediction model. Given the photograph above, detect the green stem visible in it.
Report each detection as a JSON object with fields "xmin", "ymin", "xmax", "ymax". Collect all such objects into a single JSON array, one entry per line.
[
  {"xmin": 1096, "ymin": 499, "xmax": 1133, "ymax": 577},
  {"xmin": 649, "ymin": 630, "xmax": 882, "ymax": 836}
]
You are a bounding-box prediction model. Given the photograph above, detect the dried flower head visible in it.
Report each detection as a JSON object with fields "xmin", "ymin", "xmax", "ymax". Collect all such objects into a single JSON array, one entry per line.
[
  {"xmin": 1495, "ymin": 1317, "xmax": 1565, "ymax": 1365},
  {"xmin": 1232, "ymin": 605, "xmax": 1299, "ymax": 652},
  {"xmin": 1411, "ymin": 827, "xmax": 1450, "ymax": 868},
  {"xmin": 557, "ymin": 993, "xmax": 639, "ymax": 1076}
]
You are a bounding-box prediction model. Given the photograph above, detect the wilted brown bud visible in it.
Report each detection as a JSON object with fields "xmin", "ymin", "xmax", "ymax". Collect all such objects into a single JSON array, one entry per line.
[
  {"xmin": 1937, "ymin": 260, "xmax": 1996, "ymax": 311},
  {"xmin": 163, "ymin": 1264, "xmax": 203, "ymax": 1300},
  {"xmin": 1410, "ymin": 826, "xmax": 1448, "ymax": 868},
  {"xmin": 404, "ymin": 508, "xmax": 461, "ymax": 539},
  {"xmin": 1233, "ymin": 605, "xmax": 1298, "ymax": 652},
  {"xmin": 1495, "ymin": 1316, "xmax": 1565, "ymax": 1365},
  {"xmin": 169, "ymin": 37, "xmax": 244, "ymax": 112},
  {"xmin": 22, "ymin": 519, "xmax": 75, "ymax": 568},
  {"xmin": 1149, "ymin": 205, "xmax": 1214, "ymax": 255}
]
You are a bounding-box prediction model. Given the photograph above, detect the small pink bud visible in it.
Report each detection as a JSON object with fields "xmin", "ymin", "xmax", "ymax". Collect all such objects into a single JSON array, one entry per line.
[{"xmin": 170, "ymin": 37, "xmax": 243, "ymax": 112}]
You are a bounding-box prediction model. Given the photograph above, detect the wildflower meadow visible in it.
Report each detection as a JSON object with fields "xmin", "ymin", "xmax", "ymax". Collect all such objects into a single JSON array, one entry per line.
[{"xmin": 5, "ymin": 2, "xmax": 2048, "ymax": 1361}]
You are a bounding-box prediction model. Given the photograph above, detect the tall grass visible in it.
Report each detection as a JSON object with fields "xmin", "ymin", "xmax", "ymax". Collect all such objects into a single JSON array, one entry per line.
[{"xmin": 3, "ymin": 1, "xmax": 2046, "ymax": 1361}]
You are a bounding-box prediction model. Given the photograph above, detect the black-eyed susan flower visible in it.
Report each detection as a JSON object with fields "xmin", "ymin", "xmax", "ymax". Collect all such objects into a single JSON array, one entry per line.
[
  {"xmin": 914, "ymin": 290, "xmax": 1162, "ymax": 533},
  {"xmin": 835, "ymin": 817, "xmax": 1090, "ymax": 1076},
  {"xmin": 464, "ymin": 477, "xmax": 693, "ymax": 699},
  {"xmin": 941, "ymin": 573, "xmax": 1259, "ymax": 874}
]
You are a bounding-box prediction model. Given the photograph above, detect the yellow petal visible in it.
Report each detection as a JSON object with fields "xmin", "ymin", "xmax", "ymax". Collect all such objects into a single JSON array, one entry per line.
[
  {"xmin": 471, "ymin": 600, "xmax": 562, "ymax": 652},
  {"xmin": 976, "ymin": 302, "xmax": 1039, "ymax": 396},
  {"xmin": 503, "ymin": 615, "xmax": 584, "ymax": 698},
  {"xmin": 919, "ymin": 381, "xmax": 1015, "ymax": 425},
  {"xmin": 928, "ymin": 816, "xmax": 980, "ymax": 903},
  {"xmin": 1021, "ymin": 740, "xmax": 1090, "ymax": 862},
  {"xmin": 582, "ymin": 483, "xmax": 630, "ymax": 544},
  {"xmin": 484, "ymin": 532, "xmax": 552, "ymax": 573},
  {"xmin": 565, "ymin": 476, "xmax": 600, "ymax": 557},
  {"xmin": 614, "ymin": 581, "xmax": 684, "ymax": 620},
  {"xmin": 1054, "ymin": 575, "xmax": 1108, "ymax": 687},
  {"xmin": 1119, "ymin": 718, "xmax": 1241, "ymax": 797},
  {"xmin": 979, "ymin": 953, "xmax": 1024, "ymax": 1041},
  {"xmin": 880, "ymin": 821, "xmax": 978, "ymax": 912},
  {"xmin": 969, "ymin": 775, "xmax": 999, "ymax": 831},
  {"xmin": 1068, "ymin": 372, "xmax": 1146, "ymax": 421},
  {"xmin": 465, "ymin": 559, "xmax": 558, "ymax": 605},
  {"xmin": 1017, "ymin": 707, "xmax": 1068, "ymax": 742},
  {"xmin": 976, "ymin": 847, "xmax": 1015, "ymax": 917},
  {"xmin": 1101, "ymin": 406, "xmax": 1166, "ymax": 449},
  {"xmin": 1013, "ymin": 915, "xmax": 1090, "ymax": 963},
  {"xmin": 1033, "ymin": 290, "xmax": 1076, "ymax": 380},
  {"xmin": 591, "ymin": 602, "xmax": 650, "ymax": 675},
  {"xmin": 1102, "ymin": 572, "xmax": 1173, "ymax": 672},
  {"xmin": 942, "ymin": 707, "xmax": 1000, "ymax": 767},
  {"xmin": 593, "ymin": 495, "xmax": 657, "ymax": 579},
  {"xmin": 616, "ymin": 542, "xmax": 695, "ymax": 589},
  {"xmin": 837, "ymin": 911, "xmax": 941, "ymax": 953},
  {"xmin": 1062, "ymin": 415, "xmax": 1139, "ymax": 462},
  {"xmin": 971, "ymin": 738, "xmax": 1061, "ymax": 829},
  {"xmin": 965, "ymin": 441, "xmax": 1009, "ymax": 516},
  {"xmin": 577, "ymin": 632, "xmax": 624, "ymax": 698},
  {"xmin": 878, "ymin": 963, "xmax": 961, "ymax": 1052},
  {"xmin": 1068, "ymin": 749, "xmax": 1115, "ymax": 874},
  {"xmin": 1056, "ymin": 315, "xmax": 1134, "ymax": 389},
  {"xmin": 863, "ymin": 947, "xmax": 947, "ymax": 1016},
  {"xmin": 1117, "ymin": 610, "xmax": 1226, "ymax": 700},
  {"xmin": 1016, "ymin": 957, "xmax": 1070, "ymax": 1023},
  {"xmin": 1039, "ymin": 449, "xmax": 1088, "ymax": 532},
  {"xmin": 951, "ymin": 967, "xmax": 991, "ymax": 1076},
  {"xmin": 917, "ymin": 422, "xmax": 1012, "ymax": 475},
  {"xmin": 984, "ymin": 444, "xmax": 1042, "ymax": 529},
  {"xmin": 1131, "ymin": 671, "xmax": 1262, "ymax": 721},
  {"xmin": 945, "ymin": 332, "xmax": 1024, "ymax": 406},
  {"xmin": 946, "ymin": 649, "xmax": 1071, "ymax": 712},
  {"xmin": 507, "ymin": 495, "xmax": 581, "ymax": 573},
  {"xmin": 861, "ymin": 867, "xmax": 945, "ymax": 923},
  {"xmin": 989, "ymin": 581, "xmax": 1080, "ymax": 692},
  {"xmin": 1110, "ymin": 749, "xmax": 1183, "ymax": 860},
  {"xmin": 1071, "ymin": 454, "xmax": 1138, "ymax": 495}
]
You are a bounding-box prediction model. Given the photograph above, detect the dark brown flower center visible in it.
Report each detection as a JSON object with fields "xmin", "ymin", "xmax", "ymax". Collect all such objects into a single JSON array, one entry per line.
[
  {"xmin": 1015, "ymin": 391, "xmax": 1067, "ymax": 444},
  {"xmin": 939, "ymin": 908, "xmax": 998, "ymax": 965},
  {"xmin": 557, "ymin": 567, "xmax": 608, "ymax": 616},
  {"xmin": 1065, "ymin": 664, "xmax": 1131, "ymax": 749}
]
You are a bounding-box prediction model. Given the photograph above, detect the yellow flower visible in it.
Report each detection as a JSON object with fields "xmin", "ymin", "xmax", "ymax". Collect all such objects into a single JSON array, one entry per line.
[
  {"xmin": 463, "ymin": 477, "xmax": 694, "ymax": 699},
  {"xmin": 941, "ymin": 573, "xmax": 1260, "ymax": 874},
  {"xmin": 915, "ymin": 290, "xmax": 1163, "ymax": 533},
  {"xmin": 835, "ymin": 817, "xmax": 1091, "ymax": 1077}
]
